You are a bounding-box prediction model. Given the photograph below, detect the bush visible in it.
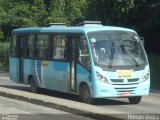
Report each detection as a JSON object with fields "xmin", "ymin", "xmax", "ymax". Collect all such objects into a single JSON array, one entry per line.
[
  {"xmin": 0, "ymin": 42, "xmax": 9, "ymax": 67},
  {"xmin": 148, "ymin": 54, "xmax": 160, "ymax": 89}
]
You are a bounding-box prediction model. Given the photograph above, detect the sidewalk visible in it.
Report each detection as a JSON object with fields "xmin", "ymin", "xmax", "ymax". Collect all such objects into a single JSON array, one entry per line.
[
  {"xmin": 0, "ymin": 87, "xmax": 126, "ymax": 120},
  {"xmin": 0, "ymin": 71, "xmax": 9, "ymax": 77}
]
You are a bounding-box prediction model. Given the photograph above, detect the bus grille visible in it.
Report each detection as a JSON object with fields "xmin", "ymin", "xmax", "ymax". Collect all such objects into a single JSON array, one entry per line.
[
  {"xmin": 114, "ymin": 87, "xmax": 137, "ymax": 94},
  {"xmin": 127, "ymin": 78, "xmax": 139, "ymax": 82},
  {"xmin": 110, "ymin": 79, "xmax": 123, "ymax": 83},
  {"xmin": 110, "ymin": 78, "xmax": 139, "ymax": 85}
]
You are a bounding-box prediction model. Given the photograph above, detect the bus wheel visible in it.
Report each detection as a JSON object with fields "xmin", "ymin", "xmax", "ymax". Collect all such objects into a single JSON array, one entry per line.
[
  {"xmin": 128, "ymin": 96, "xmax": 142, "ymax": 104},
  {"xmin": 80, "ymin": 84, "xmax": 95, "ymax": 104},
  {"xmin": 30, "ymin": 77, "xmax": 39, "ymax": 93}
]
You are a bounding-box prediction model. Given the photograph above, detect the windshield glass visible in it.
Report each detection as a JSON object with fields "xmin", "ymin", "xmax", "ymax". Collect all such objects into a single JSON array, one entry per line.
[{"xmin": 88, "ymin": 31, "xmax": 147, "ymax": 67}]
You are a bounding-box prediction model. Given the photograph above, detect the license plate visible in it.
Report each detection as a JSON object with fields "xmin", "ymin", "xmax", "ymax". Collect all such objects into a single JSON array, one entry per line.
[
  {"xmin": 116, "ymin": 70, "xmax": 133, "ymax": 78},
  {"xmin": 121, "ymin": 92, "xmax": 131, "ymax": 96}
]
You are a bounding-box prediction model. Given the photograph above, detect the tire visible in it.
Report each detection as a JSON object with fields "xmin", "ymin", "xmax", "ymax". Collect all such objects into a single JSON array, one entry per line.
[
  {"xmin": 128, "ymin": 96, "xmax": 142, "ymax": 104},
  {"xmin": 80, "ymin": 84, "xmax": 95, "ymax": 104},
  {"xmin": 30, "ymin": 77, "xmax": 40, "ymax": 93}
]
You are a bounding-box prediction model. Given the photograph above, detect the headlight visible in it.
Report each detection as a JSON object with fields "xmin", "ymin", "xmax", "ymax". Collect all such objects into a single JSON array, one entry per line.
[
  {"xmin": 96, "ymin": 72, "xmax": 109, "ymax": 83},
  {"xmin": 141, "ymin": 71, "xmax": 150, "ymax": 82}
]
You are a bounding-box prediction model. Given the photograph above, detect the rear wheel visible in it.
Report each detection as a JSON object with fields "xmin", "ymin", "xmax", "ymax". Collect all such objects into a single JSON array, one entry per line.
[
  {"xmin": 29, "ymin": 77, "xmax": 40, "ymax": 93},
  {"xmin": 80, "ymin": 84, "xmax": 95, "ymax": 104},
  {"xmin": 128, "ymin": 96, "xmax": 142, "ymax": 104}
]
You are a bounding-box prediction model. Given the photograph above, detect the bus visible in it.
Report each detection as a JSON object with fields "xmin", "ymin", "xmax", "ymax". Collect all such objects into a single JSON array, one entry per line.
[{"xmin": 9, "ymin": 21, "xmax": 150, "ymax": 104}]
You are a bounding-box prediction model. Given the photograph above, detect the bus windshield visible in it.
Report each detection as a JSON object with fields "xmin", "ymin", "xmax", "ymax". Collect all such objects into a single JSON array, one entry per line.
[{"xmin": 88, "ymin": 31, "xmax": 147, "ymax": 67}]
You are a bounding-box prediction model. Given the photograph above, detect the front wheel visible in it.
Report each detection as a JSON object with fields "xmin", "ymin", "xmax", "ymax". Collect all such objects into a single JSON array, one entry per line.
[
  {"xmin": 80, "ymin": 84, "xmax": 95, "ymax": 104},
  {"xmin": 128, "ymin": 96, "xmax": 142, "ymax": 104}
]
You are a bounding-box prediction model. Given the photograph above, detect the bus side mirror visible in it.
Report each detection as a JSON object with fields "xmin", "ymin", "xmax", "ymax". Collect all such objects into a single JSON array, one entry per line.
[{"xmin": 140, "ymin": 37, "xmax": 144, "ymax": 46}]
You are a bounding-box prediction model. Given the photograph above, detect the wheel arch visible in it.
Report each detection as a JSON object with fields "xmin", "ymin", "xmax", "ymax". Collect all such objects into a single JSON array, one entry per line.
[
  {"xmin": 79, "ymin": 82, "xmax": 92, "ymax": 96},
  {"xmin": 28, "ymin": 75, "xmax": 34, "ymax": 84}
]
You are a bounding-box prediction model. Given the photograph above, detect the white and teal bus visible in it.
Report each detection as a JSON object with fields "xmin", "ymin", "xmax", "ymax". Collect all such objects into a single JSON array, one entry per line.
[{"xmin": 9, "ymin": 21, "xmax": 150, "ymax": 104}]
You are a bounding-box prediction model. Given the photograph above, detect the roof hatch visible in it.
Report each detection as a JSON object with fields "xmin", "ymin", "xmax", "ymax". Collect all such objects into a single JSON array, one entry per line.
[
  {"xmin": 45, "ymin": 23, "xmax": 66, "ymax": 27},
  {"xmin": 76, "ymin": 21, "xmax": 102, "ymax": 26}
]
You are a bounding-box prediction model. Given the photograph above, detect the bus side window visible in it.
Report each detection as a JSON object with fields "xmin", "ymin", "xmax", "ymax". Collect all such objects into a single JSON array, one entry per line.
[
  {"xmin": 26, "ymin": 35, "xmax": 35, "ymax": 58},
  {"xmin": 36, "ymin": 34, "xmax": 50, "ymax": 59},
  {"xmin": 10, "ymin": 35, "xmax": 17, "ymax": 57},
  {"xmin": 52, "ymin": 34, "xmax": 67, "ymax": 60},
  {"xmin": 78, "ymin": 36, "xmax": 90, "ymax": 69}
]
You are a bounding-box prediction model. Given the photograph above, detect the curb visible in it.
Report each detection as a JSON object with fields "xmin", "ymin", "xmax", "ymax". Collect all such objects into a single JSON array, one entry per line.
[
  {"xmin": 150, "ymin": 89, "xmax": 160, "ymax": 94},
  {"xmin": 0, "ymin": 71, "xmax": 9, "ymax": 73},
  {"xmin": 0, "ymin": 87, "xmax": 126, "ymax": 120}
]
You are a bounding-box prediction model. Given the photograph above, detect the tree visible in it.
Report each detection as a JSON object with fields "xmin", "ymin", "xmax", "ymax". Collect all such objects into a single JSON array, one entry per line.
[
  {"xmin": 65, "ymin": 0, "xmax": 88, "ymax": 25},
  {"xmin": 87, "ymin": 0, "xmax": 135, "ymax": 25},
  {"xmin": 47, "ymin": 0, "xmax": 67, "ymax": 23},
  {"xmin": 0, "ymin": 1, "xmax": 35, "ymax": 41},
  {"xmin": 0, "ymin": 0, "xmax": 48, "ymax": 41},
  {"xmin": 29, "ymin": 0, "xmax": 48, "ymax": 26},
  {"xmin": 46, "ymin": 0, "xmax": 88, "ymax": 25}
]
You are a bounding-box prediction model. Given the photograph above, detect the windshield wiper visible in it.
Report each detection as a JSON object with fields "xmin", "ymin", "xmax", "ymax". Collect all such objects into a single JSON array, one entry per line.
[
  {"xmin": 126, "ymin": 51, "xmax": 139, "ymax": 67},
  {"xmin": 120, "ymin": 43, "xmax": 139, "ymax": 67},
  {"xmin": 109, "ymin": 42, "xmax": 115, "ymax": 68}
]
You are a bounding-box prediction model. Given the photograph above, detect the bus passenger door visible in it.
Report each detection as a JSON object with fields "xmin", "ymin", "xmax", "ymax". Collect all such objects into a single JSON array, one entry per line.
[
  {"xmin": 10, "ymin": 35, "xmax": 25, "ymax": 83},
  {"xmin": 76, "ymin": 36, "xmax": 91, "ymax": 92},
  {"xmin": 68, "ymin": 35, "xmax": 91, "ymax": 93},
  {"xmin": 17, "ymin": 35, "xmax": 25, "ymax": 83},
  {"xmin": 68, "ymin": 36, "xmax": 77, "ymax": 92},
  {"xmin": 10, "ymin": 35, "xmax": 19, "ymax": 82}
]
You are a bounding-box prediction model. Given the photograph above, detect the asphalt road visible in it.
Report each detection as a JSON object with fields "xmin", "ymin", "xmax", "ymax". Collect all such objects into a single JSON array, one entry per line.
[
  {"xmin": 0, "ymin": 96, "xmax": 94, "ymax": 120},
  {"xmin": 0, "ymin": 72, "xmax": 160, "ymax": 115}
]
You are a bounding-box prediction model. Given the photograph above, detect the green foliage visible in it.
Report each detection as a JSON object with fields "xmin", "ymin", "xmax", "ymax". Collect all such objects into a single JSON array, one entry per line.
[
  {"xmin": 0, "ymin": 0, "xmax": 159, "ymax": 37},
  {"xmin": 0, "ymin": 31, "xmax": 4, "ymax": 42},
  {"xmin": 0, "ymin": 0, "xmax": 89, "ymax": 39},
  {"xmin": 46, "ymin": 0, "xmax": 88, "ymax": 25},
  {"xmin": 148, "ymin": 54, "xmax": 160, "ymax": 89},
  {"xmin": 29, "ymin": 0, "xmax": 48, "ymax": 26},
  {"xmin": 65, "ymin": 0, "xmax": 88, "ymax": 24},
  {"xmin": 47, "ymin": 0, "xmax": 67, "ymax": 23},
  {"xmin": 87, "ymin": 0, "xmax": 135, "ymax": 25},
  {"xmin": 0, "ymin": 42, "xmax": 9, "ymax": 67},
  {"xmin": 88, "ymin": 0, "xmax": 160, "ymax": 32}
]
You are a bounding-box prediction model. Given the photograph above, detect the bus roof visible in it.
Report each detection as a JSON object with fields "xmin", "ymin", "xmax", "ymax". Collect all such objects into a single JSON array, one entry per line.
[{"xmin": 12, "ymin": 26, "xmax": 136, "ymax": 34}]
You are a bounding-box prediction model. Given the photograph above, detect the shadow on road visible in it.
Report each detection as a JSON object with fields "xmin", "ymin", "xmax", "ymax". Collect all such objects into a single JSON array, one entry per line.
[
  {"xmin": 0, "ymin": 84, "xmax": 129, "ymax": 105},
  {"xmin": 0, "ymin": 85, "xmax": 30, "ymax": 91}
]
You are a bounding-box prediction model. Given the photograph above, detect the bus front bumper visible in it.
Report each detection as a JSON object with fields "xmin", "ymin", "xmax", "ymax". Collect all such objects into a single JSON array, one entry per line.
[{"xmin": 92, "ymin": 80, "xmax": 150, "ymax": 98}]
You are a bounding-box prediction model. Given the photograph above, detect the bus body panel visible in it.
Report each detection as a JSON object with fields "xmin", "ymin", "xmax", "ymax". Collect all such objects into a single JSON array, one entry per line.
[
  {"xmin": 76, "ymin": 64, "xmax": 91, "ymax": 92},
  {"xmin": 42, "ymin": 61, "xmax": 69, "ymax": 92},
  {"xmin": 23, "ymin": 59, "xmax": 35, "ymax": 84},
  {"xmin": 23, "ymin": 59, "xmax": 69, "ymax": 92},
  {"xmin": 9, "ymin": 57, "xmax": 19, "ymax": 83}
]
